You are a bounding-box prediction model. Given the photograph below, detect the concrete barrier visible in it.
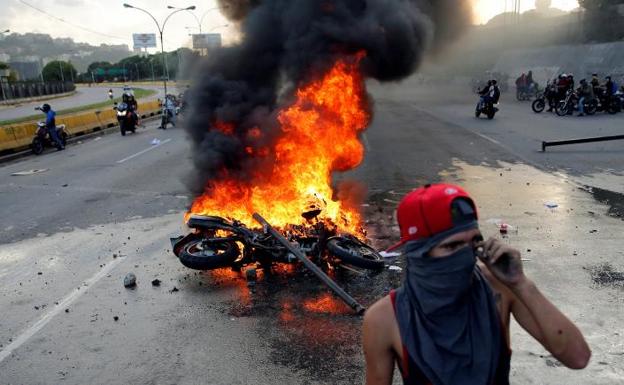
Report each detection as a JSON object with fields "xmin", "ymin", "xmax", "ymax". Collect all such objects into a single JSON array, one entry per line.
[{"xmin": 0, "ymin": 99, "xmax": 162, "ymax": 153}]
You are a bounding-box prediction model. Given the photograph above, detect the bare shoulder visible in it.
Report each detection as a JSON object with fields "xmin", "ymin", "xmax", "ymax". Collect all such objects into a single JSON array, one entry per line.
[{"xmin": 364, "ymin": 295, "xmax": 394, "ymax": 328}]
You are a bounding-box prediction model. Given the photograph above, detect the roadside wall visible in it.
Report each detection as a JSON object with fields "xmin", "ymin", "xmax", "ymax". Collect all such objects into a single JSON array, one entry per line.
[
  {"xmin": 493, "ymin": 42, "xmax": 624, "ymax": 87},
  {"xmin": 0, "ymin": 100, "xmax": 161, "ymax": 153}
]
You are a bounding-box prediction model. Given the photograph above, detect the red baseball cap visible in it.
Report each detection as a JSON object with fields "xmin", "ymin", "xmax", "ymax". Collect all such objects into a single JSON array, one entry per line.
[{"xmin": 387, "ymin": 184, "xmax": 478, "ymax": 251}]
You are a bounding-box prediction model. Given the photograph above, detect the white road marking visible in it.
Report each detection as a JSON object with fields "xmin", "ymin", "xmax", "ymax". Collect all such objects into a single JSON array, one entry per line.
[
  {"xmin": 0, "ymin": 256, "xmax": 126, "ymax": 363},
  {"xmin": 472, "ymin": 131, "xmax": 502, "ymax": 146},
  {"xmin": 116, "ymin": 138, "xmax": 172, "ymax": 164}
]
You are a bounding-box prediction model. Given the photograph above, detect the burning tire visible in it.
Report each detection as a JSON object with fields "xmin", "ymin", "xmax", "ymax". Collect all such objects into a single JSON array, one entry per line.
[
  {"xmin": 327, "ymin": 237, "xmax": 384, "ymax": 271},
  {"xmin": 175, "ymin": 233, "xmax": 240, "ymax": 270}
]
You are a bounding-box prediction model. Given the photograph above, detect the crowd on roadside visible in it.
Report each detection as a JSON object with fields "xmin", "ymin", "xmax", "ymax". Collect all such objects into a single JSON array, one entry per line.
[{"xmin": 516, "ymin": 70, "xmax": 624, "ymax": 117}]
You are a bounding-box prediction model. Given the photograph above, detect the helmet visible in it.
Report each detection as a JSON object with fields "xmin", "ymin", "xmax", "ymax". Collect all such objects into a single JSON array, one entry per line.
[
  {"xmin": 41, "ymin": 103, "xmax": 51, "ymax": 112},
  {"xmin": 491, "ymin": 79, "xmax": 498, "ymax": 85}
]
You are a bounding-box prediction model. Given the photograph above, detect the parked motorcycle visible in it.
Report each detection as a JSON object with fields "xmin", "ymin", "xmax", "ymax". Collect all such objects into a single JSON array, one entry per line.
[
  {"xmin": 31, "ymin": 122, "xmax": 67, "ymax": 155},
  {"xmin": 114, "ymin": 102, "xmax": 137, "ymax": 136},
  {"xmin": 555, "ymin": 90, "xmax": 597, "ymax": 116},
  {"xmin": 595, "ymin": 93, "xmax": 619, "ymax": 115},
  {"xmin": 516, "ymin": 84, "xmax": 539, "ymax": 101}
]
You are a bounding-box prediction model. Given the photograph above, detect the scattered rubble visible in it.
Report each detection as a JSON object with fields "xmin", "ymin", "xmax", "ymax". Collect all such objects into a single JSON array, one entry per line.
[
  {"xmin": 151, "ymin": 279, "xmax": 161, "ymax": 287},
  {"xmin": 123, "ymin": 273, "xmax": 137, "ymax": 288}
]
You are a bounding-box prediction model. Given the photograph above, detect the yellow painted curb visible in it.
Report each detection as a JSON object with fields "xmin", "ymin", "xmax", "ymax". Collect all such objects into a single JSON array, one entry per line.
[{"xmin": 0, "ymin": 99, "xmax": 162, "ymax": 152}]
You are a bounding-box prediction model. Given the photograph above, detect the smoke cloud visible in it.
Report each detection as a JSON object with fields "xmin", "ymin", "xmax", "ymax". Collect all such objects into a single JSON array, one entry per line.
[{"xmin": 185, "ymin": 0, "xmax": 473, "ymax": 195}]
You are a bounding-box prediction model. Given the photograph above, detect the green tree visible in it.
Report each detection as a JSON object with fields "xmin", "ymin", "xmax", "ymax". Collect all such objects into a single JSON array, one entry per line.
[
  {"xmin": 0, "ymin": 62, "xmax": 9, "ymax": 70},
  {"xmin": 42, "ymin": 60, "xmax": 77, "ymax": 82}
]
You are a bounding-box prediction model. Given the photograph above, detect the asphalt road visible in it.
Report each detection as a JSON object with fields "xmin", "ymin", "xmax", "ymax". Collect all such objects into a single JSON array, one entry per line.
[
  {"xmin": 0, "ymin": 80, "xmax": 623, "ymax": 384},
  {"xmin": 0, "ymin": 84, "xmax": 163, "ymax": 122}
]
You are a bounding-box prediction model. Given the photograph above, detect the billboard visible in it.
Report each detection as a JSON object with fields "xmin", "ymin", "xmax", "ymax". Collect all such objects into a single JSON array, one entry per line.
[
  {"xmin": 192, "ymin": 33, "xmax": 222, "ymax": 50},
  {"xmin": 133, "ymin": 33, "xmax": 157, "ymax": 49}
]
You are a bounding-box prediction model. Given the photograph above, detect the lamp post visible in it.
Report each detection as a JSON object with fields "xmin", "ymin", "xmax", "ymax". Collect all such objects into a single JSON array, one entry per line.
[
  {"xmin": 123, "ymin": 3, "xmax": 195, "ymax": 97},
  {"xmin": 169, "ymin": 5, "xmax": 226, "ymax": 34}
]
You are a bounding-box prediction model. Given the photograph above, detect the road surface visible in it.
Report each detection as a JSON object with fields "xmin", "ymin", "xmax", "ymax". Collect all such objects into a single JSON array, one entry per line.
[
  {"xmin": 0, "ymin": 84, "xmax": 164, "ymax": 123},
  {"xmin": 0, "ymin": 80, "xmax": 622, "ymax": 384}
]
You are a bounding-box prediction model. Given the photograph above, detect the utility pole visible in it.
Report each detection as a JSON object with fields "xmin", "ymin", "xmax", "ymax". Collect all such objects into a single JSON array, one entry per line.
[{"xmin": 58, "ymin": 60, "xmax": 65, "ymax": 83}]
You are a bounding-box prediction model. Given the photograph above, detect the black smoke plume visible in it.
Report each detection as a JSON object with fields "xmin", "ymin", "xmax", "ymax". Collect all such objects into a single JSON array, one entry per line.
[{"xmin": 185, "ymin": 0, "xmax": 472, "ymax": 195}]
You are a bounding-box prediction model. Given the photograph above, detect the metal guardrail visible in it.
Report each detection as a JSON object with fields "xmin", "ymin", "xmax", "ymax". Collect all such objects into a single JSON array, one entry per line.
[{"xmin": 542, "ymin": 134, "xmax": 624, "ymax": 151}]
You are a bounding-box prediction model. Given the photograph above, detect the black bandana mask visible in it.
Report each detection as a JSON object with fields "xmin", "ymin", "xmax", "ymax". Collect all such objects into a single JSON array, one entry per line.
[
  {"xmin": 395, "ymin": 222, "xmax": 504, "ymax": 385},
  {"xmin": 409, "ymin": 245, "xmax": 477, "ymax": 315}
]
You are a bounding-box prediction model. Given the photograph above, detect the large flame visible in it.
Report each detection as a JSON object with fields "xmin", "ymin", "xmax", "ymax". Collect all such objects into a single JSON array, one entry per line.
[{"xmin": 190, "ymin": 54, "xmax": 370, "ymax": 233}]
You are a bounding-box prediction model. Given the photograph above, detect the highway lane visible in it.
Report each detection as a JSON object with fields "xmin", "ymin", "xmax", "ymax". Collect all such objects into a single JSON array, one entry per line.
[
  {"xmin": 0, "ymin": 84, "xmax": 164, "ymax": 122},
  {"xmin": 0, "ymin": 81, "xmax": 623, "ymax": 384}
]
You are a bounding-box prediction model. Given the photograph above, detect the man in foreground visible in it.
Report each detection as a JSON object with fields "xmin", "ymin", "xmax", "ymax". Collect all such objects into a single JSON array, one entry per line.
[{"xmin": 363, "ymin": 184, "xmax": 590, "ymax": 385}]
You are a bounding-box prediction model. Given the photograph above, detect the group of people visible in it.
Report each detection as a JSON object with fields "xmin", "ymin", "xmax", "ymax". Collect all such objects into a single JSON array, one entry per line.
[
  {"xmin": 515, "ymin": 71, "xmax": 538, "ymax": 95},
  {"xmin": 478, "ymin": 79, "xmax": 501, "ymax": 107},
  {"xmin": 543, "ymin": 73, "xmax": 618, "ymax": 116}
]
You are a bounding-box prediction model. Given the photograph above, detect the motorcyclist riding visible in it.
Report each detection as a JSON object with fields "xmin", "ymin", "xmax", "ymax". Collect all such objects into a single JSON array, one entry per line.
[{"xmin": 38, "ymin": 104, "xmax": 64, "ymax": 151}]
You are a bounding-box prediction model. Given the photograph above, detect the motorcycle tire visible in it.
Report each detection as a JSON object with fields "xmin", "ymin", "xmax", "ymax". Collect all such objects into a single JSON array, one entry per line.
[
  {"xmin": 327, "ymin": 237, "xmax": 384, "ymax": 271},
  {"xmin": 585, "ymin": 102, "xmax": 597, "ymax": 116},
  {"xmin": 555, "ymin": 102, "xmax": 569, "ymax": 117},
  {"xmin": 487, "ymin": 110, "xmax": 495, "ymax": 120},
  {"xmin": 60, "ymin": 132, "xmax": 68, "ymax": 147},
  {"xmin": 176, "ymin": 233, "xmax": 241, "ymax": 270},
  {"xmin": 31, "ymin": 138, "xmax": 44, "ymax": 155},
  {"xmin": 607, "ymin": 103, "xmax": 618, "ymax": 115},
  {"xmin": 475, "ymin": 104, "xmax": 481, "ymax": 118},
  {"xmin": 532, "ymin": 99, "xmax": 545, "ymax": 113}
]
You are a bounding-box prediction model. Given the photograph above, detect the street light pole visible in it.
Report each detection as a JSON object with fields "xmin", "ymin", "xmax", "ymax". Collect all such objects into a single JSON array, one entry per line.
[
  {"xmin": 58, "ymin": 60, "xmax": 65, "ymax": 83},
  {"xmin": 124, "ymin": 3, "xmax": 195, "ymax": 97}
]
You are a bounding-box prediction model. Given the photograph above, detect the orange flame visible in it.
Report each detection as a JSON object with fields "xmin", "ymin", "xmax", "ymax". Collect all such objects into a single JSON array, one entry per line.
[{"xmin": 190, "ymin": 54, "xmax": 370, "ymax": 233}]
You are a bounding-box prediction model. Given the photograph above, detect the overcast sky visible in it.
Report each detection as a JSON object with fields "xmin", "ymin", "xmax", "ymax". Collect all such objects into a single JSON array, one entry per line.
[
  {"xmin": 1, "ymin": 0, "xmax": 580, "ymax": 51},
  {"xmin": 0, "ymin": 0, "xmax": 233, "ymax": 51}
]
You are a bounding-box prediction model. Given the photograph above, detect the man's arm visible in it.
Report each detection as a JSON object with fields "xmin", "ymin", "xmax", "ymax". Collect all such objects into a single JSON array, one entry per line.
[
  {"xmin": 480, "ymin": 238, "xmax": 591, "ymax": 369},
  {"xmin": 509, "ymin": 278, "xmax": 591, "ymax": 369},
  {"xmin": 363, "ymin": 297, "xmax": 396, "ymax": 385}
]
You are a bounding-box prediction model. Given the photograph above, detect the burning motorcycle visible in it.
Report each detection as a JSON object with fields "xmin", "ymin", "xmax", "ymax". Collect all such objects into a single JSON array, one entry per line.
[
  {"xmin": 171, "ymin": 213, "xmax": 384, "ymax": 273},
  {"xmin": 31, "ymin": 122, "xmax": 67, "ymax": 155},
  {"xmin": 114, "ymin": 102, "xmax": 137, "ymax": 136}
]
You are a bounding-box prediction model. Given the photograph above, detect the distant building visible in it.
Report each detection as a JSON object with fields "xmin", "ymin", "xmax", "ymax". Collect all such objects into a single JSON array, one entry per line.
[{"xmin": 0, "ymin": 52, "xmax": 10, "ymax": 62}]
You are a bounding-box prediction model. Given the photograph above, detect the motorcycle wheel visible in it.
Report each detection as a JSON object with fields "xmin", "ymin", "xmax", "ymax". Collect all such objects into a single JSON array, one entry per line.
[
  {"xmin": 487, "ymin": 109, "xmax": 496, "ymax": 119},
  {"xmin": 60, "ymin": 132, "xmax": 68, "ymax": 147},
  {"xmin": 555, "ymin": 101, "xmax": 569, "ymax": 117},
  {"xmin": 32, "ymin": 137, "xmax": 44, "ymax": 155},
  {"xmin": 585, "ymin": 102, "xmax": 597, "ymax": 116},
  {"xmin": 327, "ymin": 237, "xmax": 384, "ymax": 271},
  {"xmin": 176, "ymin": 233, "xmax": 241, "ymax": 270},
  {"xmin": 607, "ymin": 103, "xmax": 618, "ymax": 115},
  {"xmin": 475, "ymin": 104, "xmax": 481, "ymax": 118},
  {"xmin": 532, "ymin": 99, "xmax": 545, "ymax": 113}
]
